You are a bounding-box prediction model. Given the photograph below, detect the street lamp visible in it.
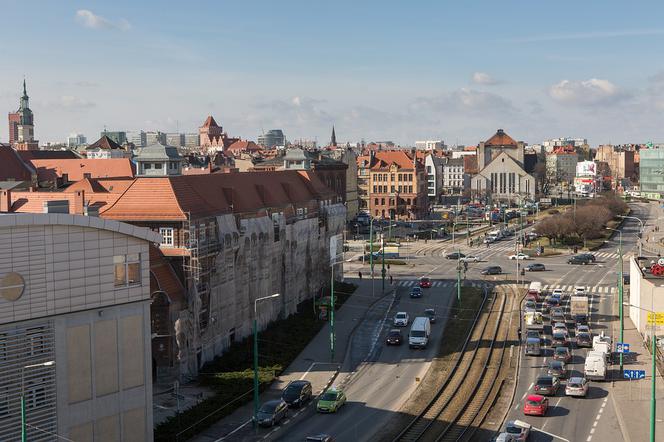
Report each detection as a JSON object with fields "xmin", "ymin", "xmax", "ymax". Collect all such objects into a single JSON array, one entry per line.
[
  {"xmin": 329, "ymin": 257, "xmax": 345, "ymax": 362},
  {"xmin": 606, "ymin": 227, "xmax": 624, "ymax": 373},
  {"xmin": 253, "ymin": 293, "xmax": 280, "ymax": 427},
  {"xmin": 618, "ymin": 215, "xmax": 644, "ymax": 256},
  {"xmin": 21, "ymin": 361, "xmax": 55, "ymax": 442}
]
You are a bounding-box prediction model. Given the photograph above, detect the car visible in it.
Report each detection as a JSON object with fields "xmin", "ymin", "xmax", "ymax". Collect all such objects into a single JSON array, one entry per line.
[
  {"xmin": 306, "ymin": 435, "xmax": 335, "ymax": 442},
  {"xmin": 526, "ymin": 263, "xmax": 546, "ymax": 272},
  {"xmin": 410, "ymin": 287, "xmax": 422, "ymax": 298},
  {"xmin": 386, "ymin": 329, "xmax": 403, "ymax": 345},
  {"xmin": 316, "ymin": 388, "xmax": 346, "ymax": 413},
  {"xmin": 551, "ymin": 309, "xmax": 566, "ymax": 323},
  {"xmin": 524, "ymin": 300, "xmax": 537, "ymax": 312},
  {"xmin": 424, "ymin": 308, "xmax": 437, "ymax": 323},
  {"xmin": 551, "ymin": 288, "xmax": 564, "ymax": 298},
  {"xmin": 553, "ymin": 322, "xmax": 568, "ymax": 335},
  {"xmin": 565, "ymin": 377, "xmax": 590, "ymax": 397},
  {"xmin": 460, "ymin": 255, "xmax": 480, "ymax": 263},
  {"xmin": 544, "ymin": 298, "xmax": 560, "ymax": 314},
  {"xmin": 548, "ymin": 360, "xmax": 569, "ymax": 379},
  {"xmin": 503, "ymin": 419, "xmax": 532, "ymax": 441},
  {"xmin": 553, "ymin": 346, "xmax": 572, "ymax": 362},
  {"xmin": 533, "ymin": 376, "xmax": 560, "ymax": 396},
  {"xmin": 576, "ymin": 324, "xmax": 590, "ymax": 335},
  {"xmin": 509, "ymin": 253, "xmax": 530, "ymax": 260},
  {"xmin": 483, "ymin": 237, "xmax": 495, "ymax": 244},
  {"xmin": 576, "ymin": 331, "xmax": 593, "ymax": 348},
  {"xmin": 282, "ymin": 380, "xmax": 312, "ymax": 408},
  {"xmin": 255, "ymin": 399, "xmax": 288, "ymax": 427},
  {"xmin": 568, "ymin": 255, "xmax": 592, "ymax": 265},
  {"xmin": 552, "ymin": 332, "xmax": 570, "ymax": 348},
  {"xmin": 494, "ymin": 433, "xmax": 519, "ymax": 442},
  {"xmin": 446, "ymin": 252, "xmax": 466, "ymax": 260},
  {"xmin": 394, "ymin": 311, "xmax": 409, "ymax": 326},
  {"xmin": 574, "ymin": 314, "xmax": 589, "ymax": 327},
  {"xmin": 578, "ymin": 253, "xmax": 596, "ymax": 262},
  {"xmin": 526, "ymin": 330, "xmax": 543, "ymax": 342},
  {"xmin": 523, "ymin": 394, "xmax": 549, "ymax": 416},
  {"xmin": 419, "ymin": 277, "xmax": 432, "ymax": 288},
  {"xmin": 574, "ymin": 286, "xmax": 587, "ymax": 295},
  {"xmin": 481, "ymin": 266, "xmax": 502, "ymax": 275}
]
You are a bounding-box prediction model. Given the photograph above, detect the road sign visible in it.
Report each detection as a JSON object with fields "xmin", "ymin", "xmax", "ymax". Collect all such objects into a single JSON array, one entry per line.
[
  {"xmin": 623, "ymin": 369, "xmax": 646, "ymax": 380},
  {"xmin": 615, "ymin": 342, "xmax": 630, "ymax": 353},
  {"xmin": 647, "ymin": 312, "xmax": 664, "ymax": 326}
]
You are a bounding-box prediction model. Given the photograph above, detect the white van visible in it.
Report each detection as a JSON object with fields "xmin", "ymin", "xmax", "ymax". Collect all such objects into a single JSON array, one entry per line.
[
  {"xmin": 409, "ymin": 317, "xmax": 431, "ymax": 349},
  {"xmin": 584, "ymin": 350, "xmax": 608, "ymax": 381}
]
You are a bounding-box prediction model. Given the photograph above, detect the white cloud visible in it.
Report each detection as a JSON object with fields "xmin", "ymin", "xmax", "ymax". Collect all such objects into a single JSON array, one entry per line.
[
  {"xmin": 548, "ymin": 78, "xmax": 627, "ymax": 106},
  {"xmin": 413, "ymin": 88, "xmax": 515, "ymax": 115},
  {"xmin": 46, "ymin": 95, "xmax": 96, "ymax": 110},
  {"xmin": 75, "ymin": 10, "xmax": 130, "ymax": 31},
  {"xmin": 472, "ymin": 72, "xmax": 499, "ymax": 85}
]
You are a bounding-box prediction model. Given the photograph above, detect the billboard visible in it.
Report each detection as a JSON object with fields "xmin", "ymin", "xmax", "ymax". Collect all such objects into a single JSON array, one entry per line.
[{"xmin": 576, "ymin": 161, "xmax": 596, "ymax": 177}]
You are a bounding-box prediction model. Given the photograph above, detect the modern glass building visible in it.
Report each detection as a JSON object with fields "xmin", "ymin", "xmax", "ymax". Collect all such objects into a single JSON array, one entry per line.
[{"xmin": 638, "ymin": 148, "xmax": 664, "ymax": 199}]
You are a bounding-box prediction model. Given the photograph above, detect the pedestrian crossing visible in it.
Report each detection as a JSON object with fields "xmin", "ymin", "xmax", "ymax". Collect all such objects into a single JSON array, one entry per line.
[
  {"xmin": 396, "ymin": 280, "xmax": 486, "ymax": 288},
  {"xmin": 516, "ymin": 283, "xmax": 616, "ymax": 294}
]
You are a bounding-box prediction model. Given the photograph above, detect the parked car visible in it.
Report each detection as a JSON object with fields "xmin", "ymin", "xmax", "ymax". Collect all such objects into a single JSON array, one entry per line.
[
  {"xmin": 533, "ymin": 375, "xmax": 560, "ymax": 396},
  {"xmin": 282, "ymin": 380, "xmax": 312, "ymax": 408},
  {"xmin": 255, "ymin": 399, "xmax": 288, "ymax": 427},
  {"xmin": 548, "ymin": 360, "xmax": 568, "ymax": 379},
  {"xmin": 552, "ymin": 332, "xmax": 570, "ymax": 348},
  {"xmin": 523, "ymin": 394, "xmax": 549, "ymax": 416},
  {"xmin": 509, "ymin": 253, "xmax": 530, "ymax": 260},
  {"xmin": 503, "ymin": 420, "xmax": 532, "ymax": 441},
  {"xmin": 386, "ymin": 329, "xmax": 403, "ymax": 345},
  {"xmin": 526, "ymin": 263, "xmax": 546, "ymax": 272},
  {"xmin": 410, "ymin": 287, "xmax": 423, "ymax": 298},
  {"xmin": 446, "ymin": 252, "xmax": 466, "ymax": 260},
  {"xmin": 553, "ymin": 346, "xmax": 572, "ymax": 362},
  {"xmin": 419, "ymin": 277, "xmax": 432, "ymax": 288},
  {"xmin": 394, "ymin": 311, "xmax": 409, "ymax": 326},
  {"xmin": 568, "ymin": 255, "xmax": 592, "ymax": 265},
  {"xmin": 316, "ymin": 388, "xmax": 347, "ymax": 413},
  {"xmin": 481, "ymin": 266, "xmax": 502, "ymax": 275},
  {"xmin": 576, "ymin": 332, "xmax": 593, "ymax": 348},
  {"xmin": 424, "ymin": 308, "xmax": 437, "ymax": 323},
  {"xmin": 565, "ymin": 377, "xmax": 590, "ymax": 397}
]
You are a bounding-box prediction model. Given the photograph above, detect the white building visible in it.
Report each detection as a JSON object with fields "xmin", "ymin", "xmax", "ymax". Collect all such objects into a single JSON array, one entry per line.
[
  {"xmin": 85, "ymin": 135, "xmax": 128, "ymax": 159},
  {"xmin": 425, "ymin": 154, "xmax": 443, "ymax": 200},
  {"xmin": 416, "ymin": 140, "xmax": 445, "ymax": 150},
  {"xmin": 451, "ymin": 151, "xmax": 476, "ymax": 159},
  {"xmin": 127, "ymin": 131, "xmax": 147, "ymax": 148},
  {"xmin": 0, "ymin": 212, "xmax": 159, "ymax": 441},
  {"xmin": 165, "ymin": 133, "xmax": 185, "ymax": 147},
  {"xmin": 546, "ymin": 151, "xmax": 578, "ymax": 186},
  {"xmin": 66, "ymin": 133, "xmax": 87, "ymax": 148},
  {"xmin": 135, "ymin": 143, "xmax": 183, "ymax": 177},
  {"xmin": 442, "ymin": 158, "xmax": 467, "ymax": 194},
  {"xmin": 542, "ymin": 137, "xmax": 588, "ymax": 153},
  {"xmin": 145, "ymin": 131, "xmax": 166, "ymax": 146}
]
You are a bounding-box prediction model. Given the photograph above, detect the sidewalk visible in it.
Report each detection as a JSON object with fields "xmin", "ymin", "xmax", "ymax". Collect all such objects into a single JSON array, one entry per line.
[
  {"xmin": 609, "ymin": 317, "xmax": 664, "ymax": 442},
  {"xmin": 189, "ymin": 278, "xmax": 393, "ymax": 442}
]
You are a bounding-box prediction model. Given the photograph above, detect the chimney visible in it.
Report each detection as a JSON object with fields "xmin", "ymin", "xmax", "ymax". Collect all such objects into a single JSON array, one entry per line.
[
  {"xmin": 73, "ymin": 190, "xmax": 85, "ymax": 215},
  {"xmin": 0, "ymin": 190, "xmax": 11, "ymax": 212}
]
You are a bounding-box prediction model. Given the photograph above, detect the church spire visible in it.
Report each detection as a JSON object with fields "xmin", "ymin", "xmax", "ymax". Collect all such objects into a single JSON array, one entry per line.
[
  {"xmin": 331, "ymin": 125, "xmax": 337, "ymax": 147},
  {"xmin": 23, "ymin": 78, "xmax": 27, "ymax": 97}
]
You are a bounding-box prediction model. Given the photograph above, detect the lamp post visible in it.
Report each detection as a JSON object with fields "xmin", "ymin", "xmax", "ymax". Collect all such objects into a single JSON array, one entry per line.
[
  {"xmin": 456, "ymin": 249, "xmax": 462, "ymax": 303},
  {"xmin": 21, "ymin": 361, "xmax": 55, "ymax": 442},
  {"xmin": 606, "ymin": 227, "xmax": 624, "ymax": 373},
  {"xmin": 618, "ymin": 215, "xmax": 644, "ymax": 257},
  {"xmin": 253, "ymin": 293, "xmax": 280, "ymax": 427},
  {"xmin": 369, "ymin": 217, "xmax": 375, "ymax": 298},
  {"xmin": 330, "ymin": 257, "xmax": 346, "ymax": 361}
]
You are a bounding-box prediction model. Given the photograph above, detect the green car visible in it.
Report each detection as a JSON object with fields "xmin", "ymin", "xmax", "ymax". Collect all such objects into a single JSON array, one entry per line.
[{"xmin": 316, "ymin": 388, "xmax": 346, "ymax": 413}]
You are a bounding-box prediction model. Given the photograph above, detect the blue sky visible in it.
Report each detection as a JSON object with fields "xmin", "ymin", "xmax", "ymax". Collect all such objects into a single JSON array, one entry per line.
[{"xmin": 2, "ymin": 1, "xmax": 664, "ymax": 145}]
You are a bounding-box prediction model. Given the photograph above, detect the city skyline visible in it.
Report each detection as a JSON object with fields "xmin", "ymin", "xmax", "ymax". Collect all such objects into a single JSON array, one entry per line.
[{"xmin": 2, "ymin": 1, "xmax": 664, "ymax": 145}]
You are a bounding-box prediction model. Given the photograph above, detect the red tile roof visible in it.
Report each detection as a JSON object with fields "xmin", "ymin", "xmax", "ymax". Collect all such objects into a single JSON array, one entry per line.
[
  {"xmin": 149, "ymin": 245, "xmax": 185, "ymax": 305},
  {"xmin": 29, "ymin": 158, "xmax": 135, "ymax": 182},
  {"xmin": 226, "ymin": 140, "xmax": 262, "ymax": 153},
  {"xmin": 368, "ymin": 150, "xmax": 419, "ymax": 170},
  {"xmin": 0, "ymin": 145, "xmax": 35, "ymax": 182},
  {"xmin": 201, "ymin": 115, "xmax": 219, "ymax": 128},
  {"xmin": 463, "ymin": 155, "xmax": 478, "ymax": 175},
  {"xmin": 86, "ymin": 135, "xmax": 123, "ymax": 151},
  {"xmin": 485, "ymin": 129, "xmax": 518, "ymax": 147}
]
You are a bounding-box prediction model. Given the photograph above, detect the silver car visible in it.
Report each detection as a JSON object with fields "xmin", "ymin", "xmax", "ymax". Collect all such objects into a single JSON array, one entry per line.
[{"xmin": 565, "ymin": 377, "xmax": 589, "ymax": 397}]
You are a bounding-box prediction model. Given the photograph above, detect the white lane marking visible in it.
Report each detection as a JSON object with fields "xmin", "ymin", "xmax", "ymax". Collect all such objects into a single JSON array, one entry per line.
[
  {"xmin": 590, "ymin": 428, "xmax": 595, "ymax": 434},
  {"xmin": 531, "ymin": 426, "xmax": 571, "ymax": 442},
  {"xmin": 593, "ymin": 421, "xmax": 598, "ymax": 428},
  {"xmin": 214, "ymin": 419, "xmax": 252, "ymax": 441}
]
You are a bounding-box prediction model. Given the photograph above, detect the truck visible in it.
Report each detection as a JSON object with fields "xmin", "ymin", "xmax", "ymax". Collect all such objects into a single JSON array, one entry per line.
[
  {"xmin": 570, "ymin": 295, "xmax": 590, "ymax": 317},
  {"xmin": 524, "ymin": 311, "xmax": 544, "ymax": 330},
  {"xmin": 409, "ymin": 317, "xmax": 431, "ymax": 349},
  {"xmin": 527, "ymin": 282, "xmax": 543, "ymax": 302},
  {"xmin": 584, "ymin": 350, "xmax": 608, "ymax": 380},
  {"xmin": 593, "ymin": 333, "xmax": 613, "ymax": 362}
]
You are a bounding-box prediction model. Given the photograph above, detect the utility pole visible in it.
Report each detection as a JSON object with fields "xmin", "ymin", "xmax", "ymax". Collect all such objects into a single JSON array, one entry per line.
[
  {"xmin": 369, "ymin": 218, "xmax": 374, "ymax": 297},
  {"xmin": 456, "ymin": 249, "xmax": 461, "ymax": 302},
  {"xmin": 651, "ymin": 332, "xmax": 656, "ymax": 442},
  {"xmin": 607, "ymin": 227, "xmax": 624, "ymax": 373},
  {"xmin": 381, "ymin": 234, "xmax": 386, "ymax": 295}
]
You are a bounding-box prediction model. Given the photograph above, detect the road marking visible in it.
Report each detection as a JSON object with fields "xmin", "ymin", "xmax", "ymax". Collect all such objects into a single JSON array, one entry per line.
[
  {"xmin": 531, "ymin": 426, "xmax": 571, "ymax": 442},
  {"xmin": 590, "ymin": 428, "xmax": 595, "ymax": 434},
  {"xmin": 214, "ymin": 419, "xmax": 252, "ymax": 441}
]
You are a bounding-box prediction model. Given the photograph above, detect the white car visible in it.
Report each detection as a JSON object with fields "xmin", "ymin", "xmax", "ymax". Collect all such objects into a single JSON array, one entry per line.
[
  {"xmin": 553, "ymin": 322, "xmax": 568, "ymax": 334},
  {"xmin": 574, "ymin": 286, "xmax": 586, "ymax": 295},
  {"xmin": 509, "ymin": 253, "xmax": 530, "ymax": 260},
  {"xmin": 460, "ymin": 255, "xmax": 480, "ymax": 263},
  {"xmin": 393, "ymin": 312, "xmax": 409, "ymax": 327},
  {"xmin": 552, "ymin": 288, "xmax": 564, "ymax": 298}
]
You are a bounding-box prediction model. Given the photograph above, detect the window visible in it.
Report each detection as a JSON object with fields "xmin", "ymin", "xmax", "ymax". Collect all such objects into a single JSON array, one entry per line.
[
  {"xmin": 373, "ymin": 185, "xmax": 377, "ymax": 193},
  {"xmin": 398, "ymin": 173, "xmax": 403, "ymax": 181},
  {"xmin": 169, "ymin": 162, "xmax": 177, "ymax": 170},
  {"xmin": 144, "ymin": 163, "xmax": 152, "ymax": 170},
  {"xmin": 159, "ymin": 228, "xmax": 174, "ymax": 247},
  {"xmin": 83, "ymin": 173, "xmax": 91, "ymax": 179},
  {"xmin": 391, "ymin": 174, "xmax": 395, "ymax": 181},
  {"xmin": 155, "ymin": 163, "xmax": 163, "ymax": 169},
  {"xmin": 199, "ymin": 224, "xmax": 207, "ymax": 243},
  {"xmin": 374, "ymin": 198, "xmax": 379, "ymax": 205},
  {"xmin": 408, "ymin": 185, "xmax": 413, "ymax": 193},
  {"xmin": 114, "ymin": 254, "xmax": 141, "ymax": 287},
  {"xmin": 381, "ymin": 198, "xmax": 385, "ymax": 205},
  {"xmin": 427, "ymin": 166, "xmax": 432, "ymax": 173},
  {"xmin": 391, "ymin": 185, "xmax": 395, "ymax": 192},
  {"xmin": 398, "ymin": 185, "xmax": 402, "ymax": 192}
]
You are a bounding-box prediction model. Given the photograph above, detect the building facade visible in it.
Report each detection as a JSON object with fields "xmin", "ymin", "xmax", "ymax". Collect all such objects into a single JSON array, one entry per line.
[
  {"xmin": 127, "ymin": 131, "xmax": 147, "ymax": 148},
  {"xmin": 424, "ymin": 154, "xmax": 443, "ymax": 200},
  {"xmin": 442, "ymin": 157, "xmax": 466, "ymax": 194},
  {"xmin": 100, "ymin": 131, "xmax": 127, "ymax": 146},
  {"xmin": 66, "ymin": 133, "xmax": 87, "ymax": 148},
  {"xmin": 258, "ymin": 130, "xmax": 286, "ymax": 148},
  {"xmin": 415, "ymin": 140, "xmax": 444, "ymax": 150},
  {"xmin": 545, "ymin": 150, "xmax": 578, "ymax": 188},
  {"xmin": 638, "ymin": 148, "xmax": 664, "ymax": 199},
  {"xmin": 135, "ymin": 143, "xmax": 183, "ymax": 177},
  {"xmin": 13, "ymin": 80, "xmax": 39, "ymax": 151},
  {"xmin": 0, "ymin": 213, "xmax": 158, "ymax": 441},
  {"xmin": 8, "ymin": 112, "xmax": 20, "ymax": 145}
]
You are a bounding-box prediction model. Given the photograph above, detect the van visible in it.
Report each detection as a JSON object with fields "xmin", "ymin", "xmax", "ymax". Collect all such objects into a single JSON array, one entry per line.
[
  {"xmin": 525, "ymin": 337, "xmax": 541, "ymax": 356},
  {"xmin": 584, "ymin": 351, "xmax": 608, "ymax": 381},
  {"xmin": 409, "ymin": 317, "xmax": 431, "ymax": 349}
]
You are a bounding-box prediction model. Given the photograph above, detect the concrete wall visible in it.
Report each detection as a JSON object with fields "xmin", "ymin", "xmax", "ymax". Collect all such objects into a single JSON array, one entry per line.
[{"xmin": 629, "ymin": 257, "xmax": 664, "ymax": 339}]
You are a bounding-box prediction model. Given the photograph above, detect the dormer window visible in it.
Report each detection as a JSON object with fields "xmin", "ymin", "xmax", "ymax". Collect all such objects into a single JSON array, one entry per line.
[{"xmin": 155, "ymin": 163, "xmax": 163, "ymax": 169}]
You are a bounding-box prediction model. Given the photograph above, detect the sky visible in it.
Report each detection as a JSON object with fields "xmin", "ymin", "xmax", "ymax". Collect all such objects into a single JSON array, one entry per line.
[{"xmin": 2, "ymin": 1, "xmax": 664, "ymax": 146}]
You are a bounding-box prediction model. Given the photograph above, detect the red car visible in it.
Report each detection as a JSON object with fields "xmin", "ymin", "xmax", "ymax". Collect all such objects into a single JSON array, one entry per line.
[
  {"xmin": 419, "ymin": 277, "xmax": 432, "ymax": 288},
  {"xmin": 523, "ymin": 394, "xmax": 549, "ymax": 416}
]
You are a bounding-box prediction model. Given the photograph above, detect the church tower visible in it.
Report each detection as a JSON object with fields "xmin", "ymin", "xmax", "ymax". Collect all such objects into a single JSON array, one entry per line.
[
  {"xmin": 330, "ymin": 125, "xmax": 337, "ymax": 147},
  {"xmin": 14, "ymin": 80, "xmax": 38, "ymax": 150}
]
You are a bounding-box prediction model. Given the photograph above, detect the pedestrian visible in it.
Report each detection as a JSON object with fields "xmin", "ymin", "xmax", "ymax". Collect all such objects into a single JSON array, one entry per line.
[
  {"xmin": 517, "ymin": 328, "xmax": 522, "ymax": 341},
  {"xmin": 387, "ymin": 264, "xmax": 391, "ymax": 270},
  {"xmin": 358, "ymin": 271, "xmax": 362, "ymax": 280},
  {"xmin": 486, "ymin": 242, "xmax": 489, "ymax": 249},
  {"xmin": 389, "ymin": 275, "xmax": 393, "ymax": 285}
]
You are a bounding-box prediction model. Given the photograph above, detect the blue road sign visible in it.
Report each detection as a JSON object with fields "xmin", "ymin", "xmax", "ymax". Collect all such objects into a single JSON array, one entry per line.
[
  {"xmin": 615, "ymin": 342, "xmax": 630, "ymax": 354},
  {"xmin": 624, "ymin": 369, "xmax": 646, "ymax": 380}
]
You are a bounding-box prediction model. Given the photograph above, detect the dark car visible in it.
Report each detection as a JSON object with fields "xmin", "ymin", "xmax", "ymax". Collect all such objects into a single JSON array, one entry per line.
[
  {"xmin": 533, "ymin": 375, "xmax": 560, "ymax": 396},
  {"xmin": 574, "ymin": 314, "xmax": 589, "ymax": 327},
  {"xmin": 481, "ymin": 266, "xmax": 502, "ymax": 275},
  {"xmin": 548, "ymin": 360, "xmax": 568, "ymax": 379},
  {"xmin": 544, "ymin": 298, "xmax": 560, "ymax": 314},
  {"xmin": 527, "ymin": 330, "xmax": 543, "ymax": 342},
  {"xmin": 424, "ymin": 308, "xmax": 437, "ymax": 323},
  {"xmin": 386, "ymin": 329, "xmax": 403, "ymax": 345},
  {"xmin": 576, "ymin": 331, "xmax": 593, "ymax": 348},
  {"xmin": 553, "ymin": 346, "xmax": 572, "ymax": 362},
  {"xmin": 410, "ymin": 287, "xmax": 423, "ymax": 298},
  {"xmin": 446, "ymin": 252, "xmax": 466, "ymax": 260},
  {"xmin": 255, "ymin": 399, "xmax": 288, "ymax": 427},
  {"xmin": 550, "ymin": 308, "xmax": 565, "ymax": 323},
  {"xmin": 306, "ymin": 435, "xmax": 334, "ymax": 442},
  {"xmin": 419, "ymin": 277, "xmax": 432, "ymax": 288},
  {"xmin": 568, "ymin": 255, "xmax": 592, "ymax": 265},
  {"xmin": 282, "ymin": 380, "xmax": 312, "ymax": 408},
  {"xmin": 526, "ymin": 263, "xmax": 546, "ymax": 272},
  {"xmin": 578, "ymin": 253, "xmax": 596, "ymax": 262},
  {"xmin": 552, "ymin": 332, "xmax": 570, "ymax": 347}
]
